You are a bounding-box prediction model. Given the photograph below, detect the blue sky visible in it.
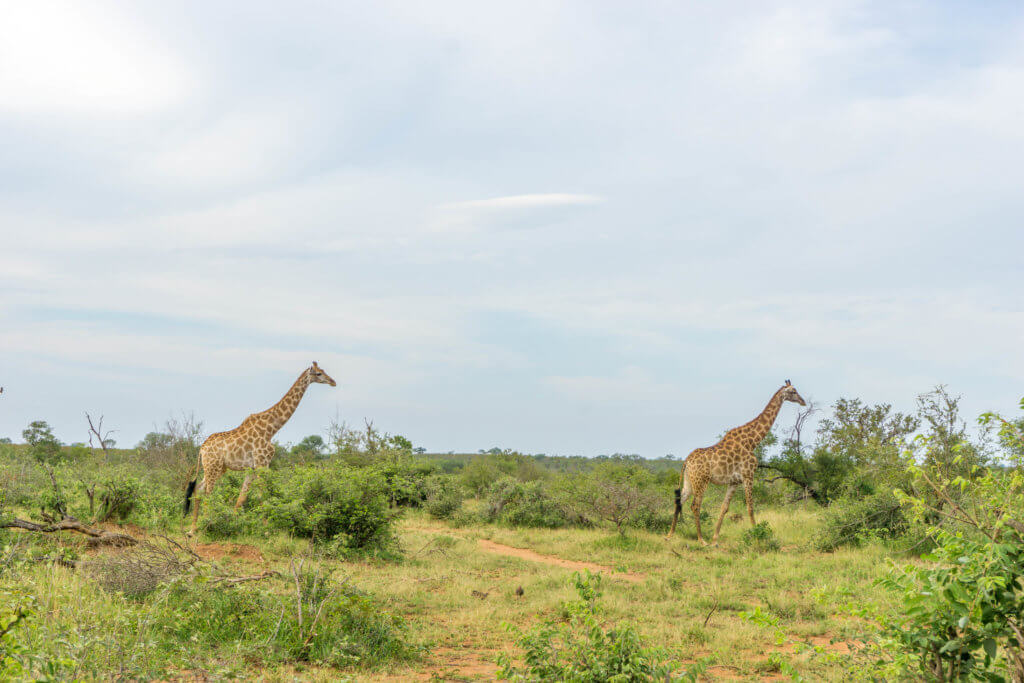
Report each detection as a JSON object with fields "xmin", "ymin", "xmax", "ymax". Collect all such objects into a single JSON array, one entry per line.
[{"xmin": 1, "ymin": 1, "xmax": 1022, "ymax": 455}]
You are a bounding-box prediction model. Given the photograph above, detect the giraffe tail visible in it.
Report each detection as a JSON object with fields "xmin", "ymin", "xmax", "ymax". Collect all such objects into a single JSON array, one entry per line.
[
  {"xmin": 184, "ymin": 478, "xmax": 198, "ymax": 515},
  {"xmin": 184, "ymin": 452, "xmax": 202, "ymax": 515}
]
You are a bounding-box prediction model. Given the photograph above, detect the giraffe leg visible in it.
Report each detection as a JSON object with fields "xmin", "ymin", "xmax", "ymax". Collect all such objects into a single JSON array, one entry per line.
[
  {"xmin": 190, "ymin": 469, "xmax": 220, "ymax": 536},
  {"xmin": 235, "ymin": 472, "xmax": 255, "ymax": 510},
  {"xmin": 711, "ymin": 483, "xmax": 738, "ymax": 544},
  {"xmin": 691, "ymin": 485, "xmax": 707, "ymax": 546},
  {"xmin": 743, "ymin": 478, "xmax": 756, "ymax": 526}
]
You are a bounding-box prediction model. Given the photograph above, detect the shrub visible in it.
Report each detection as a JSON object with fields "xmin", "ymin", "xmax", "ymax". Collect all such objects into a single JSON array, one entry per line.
[
  {"xmin": 558, "ymin": 462, "xmax": 661, "ymax": 533},
  {"xmin": 374, "ymin": 459, "xmax": 435, "ymax": 508},
  {"xmin": 261, "ymin": 466, "xmax": 395, "ymax": 553},
  {"xmin": 159, "ymin": 563, "xmax": 416, "ymax": 669},
  {"xmin": 866, "ymin": 404, "xmax": 1024, "ymax": 680},
  {"xmin": 96, "ymin": 474, "xmax": 140, "ymax": 523},
  {"xmin": 200, "ymin": 494, "xmax": 256, "ymax": 539},
  {"xmin": 740, "ymin": 521, "xmax": 780, "ymax": 552},
  {"xmin": 813, "ymin": 490, "xmax": 906, "ymax": 552},
  {"xmin": 423, "ymin": 476, "xmax": 464, "ymax": 520},
  {"xmin": 485, "ymin": 477, "xmax": 566, "ymax": 529},
  {"xmin": 498, "ymin": 570, "xmax": 702, "ymax": 682}
]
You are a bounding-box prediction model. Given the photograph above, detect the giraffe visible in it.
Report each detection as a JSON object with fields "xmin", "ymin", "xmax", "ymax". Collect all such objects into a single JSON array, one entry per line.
[
  {"xmin": 185, "ymin": 361, "xmax": 336, "ymax": 535},
  {"xmin": 665, "ymin": 380, "xmax": 806, "ymax": 545}
]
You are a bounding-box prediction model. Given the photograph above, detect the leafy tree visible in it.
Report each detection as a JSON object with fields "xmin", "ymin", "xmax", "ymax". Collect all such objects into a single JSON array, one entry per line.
[
  {"xmin": 21, "ymin": 420, "xmax": 62, "ymax": 464},
  {"xmin": 292, "ymin": 434, "xmax": 325, "ymax": 456},
  {"xmin": 871, "ymin": 400, "xmax": 1024, "ymax": 680},
  {"xmin": 136, "ymin": 432, "xmax": 174, "ymax": 451},
  {"xmin": 558, "ymin": 461, "xmax": 659, "ymax": 533}
]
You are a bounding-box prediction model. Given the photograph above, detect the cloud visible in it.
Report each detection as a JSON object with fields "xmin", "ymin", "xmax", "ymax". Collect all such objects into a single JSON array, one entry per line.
[
  {"xmin": 0, "ymin": 2, "xmax": 191, "ymax": 116},
  {"xmin": 439, "ymin": 193, "xmax": 604, "ymax": 211}
]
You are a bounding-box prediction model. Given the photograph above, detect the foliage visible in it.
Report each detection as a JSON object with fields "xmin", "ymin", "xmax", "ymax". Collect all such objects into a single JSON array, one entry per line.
[
  {"xmin": 461, "ymin": 451, "xmax": 547, "ymax": 496},
  {"xmin": 153, "ymin": 561, "xmax": 416, "ymax": 671},
  {"xmin": 95, "ymin": 473, "xmax": 140, "ymax": 523},
  {"xmin": 740, "ymin": 521, "xmax": 780, "ymax": 552},
  {"xmin": 485, "ymin": 477, "xmax": 567, "ymax": 529},
  {"xmin": 292, "ymin": 434, "xmax": 325, "ymax": 457},
  {"xmin": 813, "ymin": 489, "xmax": 906, "ymax": 552},
  {"xmin": 261, "ymin": 466, "xmax": 397, "ymax": 555},
  {"xmin": 0, "ymin": 587, "xmax": 33, "ymax": 680},
  {"xmin": 498, "ymin": 570, "xmax": 701, "ymax": 682},
  {"xmin": 558, "ymin": 462, "xmax": 661, "ymax": 533},
  {"xmin": 870, "ymin": 400, "xmax": 1024, "ymax": 681},
  {"xmin": 423, "ymin": 476, "xmax": 464, "ymax": 520},
  {"xmin": 22, "ymin": 421, "xmax": 63, "ymax": 464}
]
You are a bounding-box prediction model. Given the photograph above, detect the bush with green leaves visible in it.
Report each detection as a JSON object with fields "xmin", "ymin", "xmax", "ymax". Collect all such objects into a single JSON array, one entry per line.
[
  {"xmin": 867, "ymin": 402, "xmax": 1024, "ymax": 681},
  {"xmin": 485, "ymin": 477, "xmax": 566, "ymax": 529},
  {"xmin": 813, "ymin": 489, "xmax": 907, "ymax": 552},
  {"xmin": 260, "ymin": 465, "xmax": 396, "ymax": 554},
  {"xmin": 498, "ymin": 570, "xmax": 701, "ymax": 682},
  {"xmin": 423, "ymin": 475, "xmax": 464, "ymax": 520},
  {"xmin": 21, "ymin": 421, "xmax": 63, "ymax": 465},
  {"xmin": 160, "ymin": 564, "xmax": 416, "ymax": 669},
  {"xmin": 557, "ymin": 461, "xmax": 661, "ymax": 533},
  {"xmin": 0, "ymin": 587, "xmax": 34, "ymax": 679},
  {"xmin": 740, "ymin": 521, "xmax": 780, "ymax": 552}
]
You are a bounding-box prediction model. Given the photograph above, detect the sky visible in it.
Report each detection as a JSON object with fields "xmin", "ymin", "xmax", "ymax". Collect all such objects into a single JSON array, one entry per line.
[{"xmin": 1, "ymin": 1, "xmax": 1023, "ymax": 456}]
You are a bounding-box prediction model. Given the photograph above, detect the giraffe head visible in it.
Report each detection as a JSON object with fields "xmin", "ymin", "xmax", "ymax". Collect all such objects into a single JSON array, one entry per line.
[
  {"xmin": 308, "ymin": 361, "xmax": 337, "ymax": 387},
  {"xmin": 780, "ymin": 379, "xmax": 805, "ymax": 406}
]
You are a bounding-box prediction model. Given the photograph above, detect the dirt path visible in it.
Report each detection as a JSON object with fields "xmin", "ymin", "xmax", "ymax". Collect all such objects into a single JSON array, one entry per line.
[{"xmin": 477, "ymin": 539, "xmax": 645, "ymax": 583}]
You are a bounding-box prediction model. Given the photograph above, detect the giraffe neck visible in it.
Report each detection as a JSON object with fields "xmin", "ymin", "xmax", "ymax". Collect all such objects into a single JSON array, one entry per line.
[
  {"xmin": 264, "ymin": 371, "xmax": 313, "ymax": 434},
  {"xmin": 742, "ymin": 388, "xmax": 786, "ymax": 445}
]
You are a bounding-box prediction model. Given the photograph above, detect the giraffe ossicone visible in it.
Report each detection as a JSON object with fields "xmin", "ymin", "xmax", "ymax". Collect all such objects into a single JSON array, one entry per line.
[
  {"xmin": 665, "ymin": 381, "xmax": 806, "ymax": 545},
  {"xmin": 185, "ymin": 361, "xmax": 337, "ymax": 535}
]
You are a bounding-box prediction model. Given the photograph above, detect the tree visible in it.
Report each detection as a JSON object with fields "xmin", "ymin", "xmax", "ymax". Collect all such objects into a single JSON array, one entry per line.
[
  {"xmin": 917, "ymin": 385, "xmax": 987, "ymax": 478},
  {"xmin": 874, "ymin": 401, "xmax": 1024, "ymax": 681},
  {"xmin": 292, "ymin": 434, "xmax": 325, "ymax": 456},
  {"xmin": 559, "ymin": 462, "xmax": 658, "ymax": 533},
  {"xmin": 22, "ymin": 420, "xmax": 62, "ymax": 463}
]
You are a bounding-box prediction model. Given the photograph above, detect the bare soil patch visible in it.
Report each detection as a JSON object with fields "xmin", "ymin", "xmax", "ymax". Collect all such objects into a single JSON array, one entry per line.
[
  {"xmin": 192, "ymin": 542, "xmax": 265, "ymax": 564},
  {"xmin": 477, "ymin": 538, "xmax": 645, "ymax": 583}
]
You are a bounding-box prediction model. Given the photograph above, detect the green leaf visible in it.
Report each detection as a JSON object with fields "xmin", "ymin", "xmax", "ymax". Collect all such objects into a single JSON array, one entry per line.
[{"xmin": 983, "ymin": 637, "xmax": 997, "ymax": 661}]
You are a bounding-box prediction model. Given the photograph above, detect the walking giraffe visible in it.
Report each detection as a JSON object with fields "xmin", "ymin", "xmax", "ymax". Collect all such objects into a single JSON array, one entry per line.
[
  {"xmin": 666, "ymin": 381, "xmax": 806, "ymax": 545},
  {"xmin": 185, "ymin": 362, "xmax": 336, "ymax": 535}
]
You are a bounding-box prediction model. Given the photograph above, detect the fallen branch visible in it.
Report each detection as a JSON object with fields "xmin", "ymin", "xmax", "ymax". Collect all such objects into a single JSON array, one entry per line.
[
  {"xmin": 211, "ymin": 570, "xmax": 280, "ymax": 586},
  {"xmin": 1, "ymin": 515, "xmax": 137, "ymax": 547}
]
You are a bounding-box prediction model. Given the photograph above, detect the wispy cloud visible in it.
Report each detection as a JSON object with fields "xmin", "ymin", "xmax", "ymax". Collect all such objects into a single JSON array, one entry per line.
[{"xmin": 439, "ymin": 193, "xmax": 604, "ymax": 211}]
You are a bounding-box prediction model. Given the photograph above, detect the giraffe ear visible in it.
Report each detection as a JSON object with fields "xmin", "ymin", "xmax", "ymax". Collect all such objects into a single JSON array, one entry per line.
[{"xmin": 785, "ymin": 379, "xmax": 791, "ymax": 386}]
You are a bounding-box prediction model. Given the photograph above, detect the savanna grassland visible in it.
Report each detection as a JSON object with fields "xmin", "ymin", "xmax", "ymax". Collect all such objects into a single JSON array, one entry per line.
[{"xmin": 3, "ymin": 388, "xmax": 1024, "ymax": 681}]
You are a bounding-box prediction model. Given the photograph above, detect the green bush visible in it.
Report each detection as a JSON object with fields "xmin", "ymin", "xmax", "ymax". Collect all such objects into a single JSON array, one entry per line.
[
  {"xmin": 200, "ymin": 494, "xmax": 256, "ymax": 539},
  {"xmin": 485, "ymin": 477, "xmax": 566, "ymax": 529},
  {"xmin": 498, "ymin": 570, "xmax": 702, "ymax": 682},
  {"xmin": 740, "ymin": 521, "xmax": 780, "ymax": 552},
  {"xmin": 374, "ymin": 459, "xmax": 435, "ymax": 508},
  {"xmin": 261, "ymin": 466, "xmax": 396, "ymax": 553},
  {"xmin": 813, "ymin": 490, "xmax": 906, "ymax": 552},
  {"xmin": 96, "ymin": 474, "xmax": 140, "ymax": 522},
  {"xmin": 865, "ymin": 405, "xmax": 1024, "ymax": 680},
  {"xmin": 160, "ymin": 565, "xmax": 417, "ymax": 669},
  {"xmin": 423, "ymin": 476, "xmax": 464, "ymax": 520},
  {"xmin": 22, "ymin": 421, "xmax": 63, "ymax": 465}
]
